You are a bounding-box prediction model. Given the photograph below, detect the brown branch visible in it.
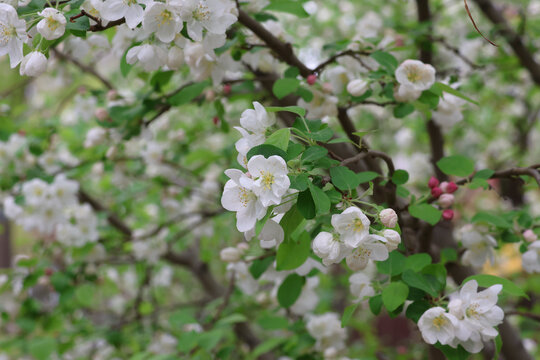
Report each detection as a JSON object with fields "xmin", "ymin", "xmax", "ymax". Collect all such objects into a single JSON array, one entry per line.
[
  {"xmin": 237, "ymin": 10, "xmax": 311, "ymax": 77},
  {"xmin": 472, "ymin": 0, "xmax": 540, "ymax": 85},
  {"xmin": 464, "ymin": 0, "xmax": 498, "ymax": 46},
  {"xmin": 51, "ymin": 48, "xmax": 114, "ymax": 90},
  {"xmin": 78, "ymin": 189, "xmax": 133, "ymax": 237},
  {"xmin": 432, "ymin": 36, "xmax": 485, "ymax": 69},
  {"xmin": 505, "ymin": 310, "xmax": 540, "ymax": 323},
  {"xmin": 90, "ymin": 18, "xmax": 126, "ymax": 32},
  {"xmin": 457, "ymin": 165, "xmax": 540, "ymax": 186},
  {"xmin": 341, "ymin": 150, "xmax": 395, "ymax": 177},
  {"xmin": 312, "ymin": 49, "xmax": 372, "ymax": 74}
]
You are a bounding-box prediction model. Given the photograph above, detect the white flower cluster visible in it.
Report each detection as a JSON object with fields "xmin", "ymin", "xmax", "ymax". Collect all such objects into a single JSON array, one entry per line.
[
  {"xmin": 394, "ymin": 59, "xmax": 436, "ymax": 102},
  {"xmin": 522, "ymin": 230, "xmax": 540, "ymax": 273},
  {"xmin": 305, "ymin": 312, "xmax": 347, "ymax": 356},
  {"xmin": 418, "ymin": 280, "xmax": 504, "ymax": 353},
  {"xmin": 312, "ymin": 207, "xmax": 400, "ymax": 269},
  {"xmin": 3, "ymin": 175, "xmax": 99, "ymax": 247},
  {"xmin": 1, "ymin": 0, "xmax": 238, "ymax": 80},
  {"xmin": 221, "ymin": 102, "xmax": 291, "ymax": 235}
]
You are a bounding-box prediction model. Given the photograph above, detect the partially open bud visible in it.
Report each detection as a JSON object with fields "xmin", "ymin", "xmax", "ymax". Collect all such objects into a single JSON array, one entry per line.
[
  {"xmin": 383, "ymin": 229, "xmax": 401, "ymax": 251},
  {"xmin": 523, "ymin": 229, "xmax": 538, "ymax": 243},
  {"xmin": 220, "ymin": 247, "xmax": 241, "ymax": 262},
  {"xmin": 95, "ymin": 108, "xmax": 108, "ymax": 121},
  {"xmin": 442, "ymin": 209, "xmax": 454, "ymax": 221},
  {"xmin": 19, "ymin": 52, "xmax": 48, "ymax": 77},
  {"xmin": 438, "ymin": 193, "xmax": 454, "ymax": 209},
  {"xmin": 379, "ymin": 208, "xmax": 398, "ymax": 228},
  {"xmin": 347, "ymin": 79, "xmax": 369, "ymax": 97},
  {"xmin": 306, "ymin": 74, "xmax": 317, "ymax": 85},
  {"xmin": 431, "ymin": 187, "xmax": 443, "ymax": 198}
]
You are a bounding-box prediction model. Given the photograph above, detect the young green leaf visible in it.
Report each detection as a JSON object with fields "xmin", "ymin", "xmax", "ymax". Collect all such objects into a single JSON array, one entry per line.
[{"xmin": 382, "ymin": 281, "xmax": 409, "ymax": 311}]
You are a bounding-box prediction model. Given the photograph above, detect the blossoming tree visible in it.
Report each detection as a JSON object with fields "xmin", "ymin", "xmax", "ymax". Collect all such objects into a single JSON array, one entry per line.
[{"xmin": 0, "ymin": 0, "xmax": 539, "ymax": 359}]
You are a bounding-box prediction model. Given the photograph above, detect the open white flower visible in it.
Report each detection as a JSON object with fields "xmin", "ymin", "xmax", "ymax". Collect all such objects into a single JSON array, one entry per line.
[
  {"xmin": 244, "ymin": 218, "xmax": 284, "ymax": 248},
  {"xmin": 37, "ymin": 8, "xmax": 67, "ymax": 40},
  {"xmin": 345, "ymin": 234, "xmax": 388, "ymax": 270},
  {"xmin": 239, "ymin": 102, "xmax": 275, "ymax": 136},
  {"xmin": 234, "ymin": 126, "xmax": 265, "ymax": 168},
  {"xmin": 349, "ymin": 273, "xmax": 374, "ymax": 302},
  {"xmin": 522, "ymin": 241, "xmax": 540, "ymax": 273},
  {"xmin": 179, "ymin": 0, "xmax": 237, "ymax": 41},
  {"xmin": 394, "ymin": 84, "xmax": 422, "ymax": 102},
  {"xmin": 460, "ymin": 230, "xmax": 497, "ymax": 268},
  {"xmin": 331, "ymin": 206, "xmax": 370, "ymax": 248},
  {"xmin": 19, "ymin": 52, "xmax": 48, "ymax": 77},
  {"xmin": 221, "ymin": 168, "xmax": 266, "ymax": 232},
  {"xmin": 0, "ymin": 4, "xmax": 27, "ymax": 68},
  {"xmin": 395, "ymin": 59, "xmax": 436, "ymax": 91},
  {"xmin": 101, "ymin": 0, "xmax": 146, "ymax": 29},
  {"xmin": 312, "ymin": 231, "xmax": 347, "ymax": 266},
  {"xmin": 126, "ymin": 44, "xmax": 168, "ymax": 71},
  {"xmin": 418, "ymin": 307, "xmax": 458, "ymax": 345},
  {"xmin": 243, "ymin": 155, "xmax": 290, "ymax": 207},
  {"xmin": 143, "ymin": 2, "xmax": 182, "ymax": 43},
  {"xmin": 447, "ymin": 280, "xmax": 504, "ymax": 353}
]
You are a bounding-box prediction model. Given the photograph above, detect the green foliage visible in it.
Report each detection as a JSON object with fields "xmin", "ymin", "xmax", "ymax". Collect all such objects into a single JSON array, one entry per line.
[
  {"xmin": 436, "ymin": 155, "xmax": 475, "ymax": 177},
  {"xmin": 463, "ymin": 274, "xmax": 529, "ymax": 299},
  {"xmin": 409, "ymin": 204, "xmax": 442, "ymax": 225},
  {"xmin": 382, "ymin": 281, "xmax": 409, "ymax": 311},
  {"xmin": 277, "ymin": 274, "xmax": 305, "ymax": 307}
]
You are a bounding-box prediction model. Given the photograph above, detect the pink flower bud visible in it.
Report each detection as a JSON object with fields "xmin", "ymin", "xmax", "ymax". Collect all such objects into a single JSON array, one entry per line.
[
  {"xmin": 223, "ymin": 84, "xmax": 232, "ymax": 95},
  {"xmin": 107, "ymin": 89, "xmax": 119, "ymax": 101},
  {"xmin": 94, "ymin": 108, "xmax": 108, "ymax": 121},
  {"xmin": 428, "ymin": 176, "xmax": 439, "ymax": 189},
  {"xmin": 307, "ymin": 74, "xmax": 317, "ymax": 85},
  {"xmin": 442, "ymin": 209, "xmax": 454, "ymax": 221},
  {"xmin": 445, "ymin": 181, "xmax": 458, "ymax": 194},
  {"xmin": 523, "ymin": 229, "xmax": 538, "ymax": 243},
  {"xmin": 383, "ymin": 229, "xmax": 401, "ymax": 251},
  {"xmin": 213, "ymin": 116, "xmax": 220, "ymax": 126},
  {"xmin": 438, "ymin": 194, "xmax": 455, "ymax": 209},
  {"xmin": 439, "ymin": 181, "xmax": 449, "ymax": 192},
  {"xmin": 379, "ymin": 208, "xmax": 398, "ymax": 228},
  {"xmin": 431, "ymin": 187, "xmax": 443, "ymax": 198}
]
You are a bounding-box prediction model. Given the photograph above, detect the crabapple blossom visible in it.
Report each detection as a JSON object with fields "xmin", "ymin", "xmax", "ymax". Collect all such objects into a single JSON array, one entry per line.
[
  {"xmin": 382, "ymin": 229, "xmax": 401, "ymax": 251},
  {"xmin": 312, "ymin": 232, "xmax": 346, "ymax": 266},
  {"xmin": 460, "ymin": 228, "xmax": 497, "ymax": 268},
  {"xmin": 395, "ymin": 59, "xmax": 436, "ymax": 91},
  {"xmin": 522, "ymin": 241, "xmax": 540, "ymax": 273},
  {"xmin": 331, "ymin": 206, "xmax": 371, "ymax": 248},
  {"xmin": 243, "ymin": 155, "xmax": 290, "ymax": 207},
  {"xmin": 418, "ymin": 307, "xmax": 458, "ymax": 345},
  {"xmin": 142, "ymin": 2, "xmax": 183, "ymax": 43},
  {"xmin": 0, "ymin": 4, "xmax": 27, "ymax": 67},
  {"xmin": 220, "ymin": 247, "xmax": 242, "ymax": 262},
  {"xmin": 37, "ymin": 8, "xmax": 67, "ymax": 40},
  {"xmin": 523, "ymin": 229, "xmax": 538, "ymax": 243},
  {"xmin": 239, "ymin": 102, "xmax": 275, "ymax": 136},
  {"xmin": 347, "ymin": 78, "xmax": 369, "ymax": 97},
  {"xmin": 438, "ymin": 193, "xmax": 455, "ymax": 208},
  {"xmin": 349, "ymin": 273, "xmax": 375, "ymax": 301},
  {"xmin": 345, "ymin": 235, "xmax": 388, "ymax": 270},
  {"xmin": 101, "ymin": 0, "xmax": 145, "ymax": 29}
]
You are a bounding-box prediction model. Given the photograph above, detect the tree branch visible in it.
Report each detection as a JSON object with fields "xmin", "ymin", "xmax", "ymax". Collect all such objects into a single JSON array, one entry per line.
[{"xmin": 51, "ymin": 48, "xmax": 114, "ymax": 90}]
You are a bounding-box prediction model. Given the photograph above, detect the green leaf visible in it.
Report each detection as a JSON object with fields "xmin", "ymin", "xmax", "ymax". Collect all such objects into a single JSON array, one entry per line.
[
  {"xmin": 405, "ymin": 300, "xmax": 431, "ymax": 323},
  {"xmin": 436, "ymin": 155, "xmax": 475, "ymax": 177},
  {"xmin": 297, "ymin": 189, "xmax": 316, "ymax": 219},
  {"xmin": 65, "ymin": 13, "xmax": 89, "ymax": 31},
  {"xmin": 369, "ymin": 295, "xmax": 383, "ymax": 315},
  {"xmin": 471, "ymin": 212, "xmax": 511, "ymax": 229},
  {"xmin": 370, "ymin": 50, "xmax": 398, "ymax": 72},
  {"xmin": 393, "ymin": 103, "xmax": 415, "ymax": 118},
  {"xmin": 167, "ymin": 81, "xmax": 210, "ymax": 106},
  {"xmin": 409, "ymin": 204, "xmax": 442, "ymax": 225},
  {"xmin": 249, "ymin": 256, "xmax": 275, "ymax": 279},
  {"xmin": 266, "ymin": 106, "xmax": 306, "ymax": 117},
  {"xmin": 418, "ymin": 90, "xmax": 440, "ymax": 109},
  {"xmin": 463, "ymin": 274, "xmax": 529, "ymax": 299},
  {"xmin": 402, "ymin": 270, "xmax": 439, "ymax": 297},
  {"xmin": 276, "ymin": 232, "xmax": 311, "ymax": 270},
  {"xmin": 440, "ymin": 248, "xmax": 458, "ymax": 264},
  {"xmin": 246, "ymin": 144, "xmax": 288, "ymax": 160},
  {"xmin": 494, "ymin": 333, "xmax": 502, "ymax": 360},
  {"xmin": 264, "ymin": 0, "xmax": 309, "ymax": 18},
  {"xmin": 382, "ymin": 281, "xmax": 409, "ymax": 312},
  {"xmin": 376, "ymin": 251, "xmax": 406, "ymax": 276},
  {"xmin": 473, "ymin": 169, "xmax": 495, "ymax": 180},
  {"xmin": 257, "ymin": 314, "xmax": 289, "ymax": 330},
  {"xmin": 150, "ymin": 70, "xmax": 174, "ymax": 90},
  {"xmin": 404, "ymin": 253, "xmax": 432, "ymax": 271},
  {"xmin": 272, "ymin": 78, "xmax": 301, "ymax": 99},
  {"xmin": 265, "ymin": 128, "xmax": 290, "ymax": 151},
  {"xmin": 434, "ymin": 344, "xmax": 471, "ymax": 360},
  {"xmin": 248, "ymin": 338, "xmax": 287, "ymax": 360},
  {"xmin": 29, "ymin": 337, "xmax": 56, "ymax": 360},
  {"xmin": 330, "ymin": 166, "xmax": 361, "ymax": 191},
  {"xmin": 277, "ymin": 274, "xmax": 305, "ymax": 307},
  {"xmin": 216, "ymin": 313, "xmax": 247, "ymax": 326},
  {"xmin": 75, "ymin": 284, "xmax": 95, "ymax": 307},
  {"xmin": 391, "ymin": 169, "xmax": 409, "ymax": 185},
  {"xmin": 289, "ymin": 173, "xmax": 309, "ymax": 191},
  {"xmin": 357, "ymin": 171, "xmax": 379, "ymax": 183},
  {"xmin": 434, "ymin": 82, "xmax": 479, "ymax": 106},
  {"xmin": 308, "ymin": 182, "xmax": 330, "ymax": 215},
  {"xmin": 301, "ymin": 145, "xmax": 328, "ymax": 162},
  {"xmin": 341, "ymin": 303, "xmax": 359, "ymax": 327}
]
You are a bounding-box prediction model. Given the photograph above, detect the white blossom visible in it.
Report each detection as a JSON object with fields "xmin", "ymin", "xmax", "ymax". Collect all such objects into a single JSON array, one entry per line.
[
  {"xmin": 346, "ymin": 78, "xmax": 369, "ymax": 97},
  {"xmin": 460, "ymin": 228, "xmax": 497, "ymax": 268},
  {"xmin": 349, "ymin": 273, "xmax": 374, "ymax": 302},
  {"xmin": 418, "ymin": 307, "xmax": 458, "ymax": 345},
  {"xmin": 331, "ymin": 207, "xmax": 370, "ymax": 248},
  {"xmin": 239, "ymin": 102, "xmax": 275, "ymax": 136},
  {"xmin": 243, "ymin": 155, "xmax": 290, "ymax": 207},
  {"xmin": 395, "ymin": 59, "xmax": 436, "ymax": 91},
  {"xmin": 379, "ymin": 208, "xmax": 397, "ymax": 228},
  {"xmin": 142, "ymin": 2, "xmax": 182, "ymax": 43},
  {"xmin": 0, "ymin": 4, "xmax": 27, "ymax": 67},
  {"xmin": 312, "ymin": 231, "xmax": 347, "ymax": 266},
  {"xmin": 37, "ymin": 8, "xmax": 66, "ymax": 40},
  {"xmin": 382, "ymin": 229, "xmax": 401, "ymax": 251},
  {"xmin": 522, "ymin": 241, "xmax": 540, "ymax": 273},
  {"xmin": 19, "ymin": 52, "xmax": 48, "ymax": 77},
  {"xmin": 345, "ymin": 234, "xmax": 388, "ymax": 271},
  {"xmin": 101, "ymin": 0, "xmax": 145, "ymax": 29}
]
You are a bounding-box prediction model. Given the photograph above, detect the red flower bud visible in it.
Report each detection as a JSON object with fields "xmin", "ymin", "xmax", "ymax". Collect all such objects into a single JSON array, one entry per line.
[
  {"xmin": 442, "ymin": 209, "xmax": 454, "ymax": 221},
  {"xmin": 431, "ymin": 187, "xmax": 443, "ymax": 198},
  {"xmin": 213, "ymin": 116, "xmax": 220, "ymax": 126},
  {"xmin": 223, "ymin": 84, "xmax": 231, "ymax": 95},
  {"xmin": 445, "ymin": 181, "xmax": 458, "ymax": 194},
  {"xmin": 428, "ymin": 176, "xmax": 439, "ymax": 189},
  {"xmin": 307, "ymin": 74, "xmax": 317, "ymax": 85},
  {"xmin": 44, "ymin": 268, "xmax": 54, "ymax": 276}
]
